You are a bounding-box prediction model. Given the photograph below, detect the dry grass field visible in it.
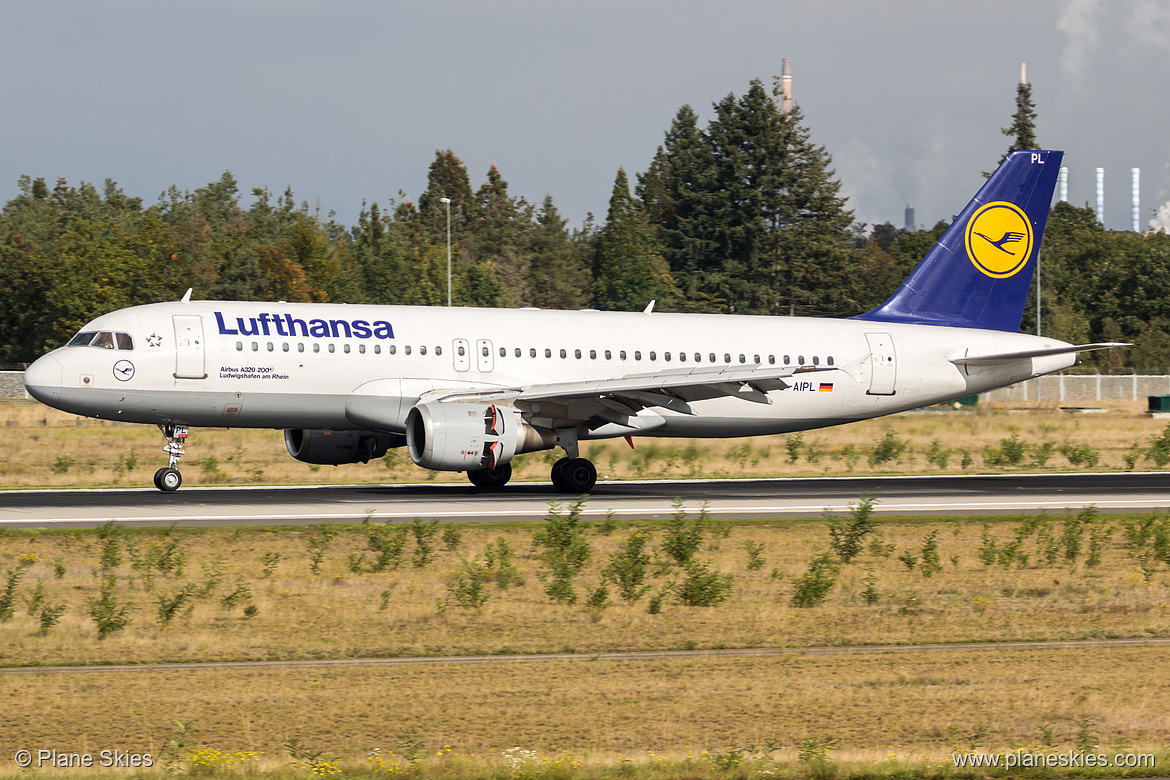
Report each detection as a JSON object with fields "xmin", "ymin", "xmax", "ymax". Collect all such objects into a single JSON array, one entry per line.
[
  {"xmin": 2, "ymin": 505, "xmax": 1170, "ymax": 777},
  {"xmin": 2, "ymin": 398, "xmax": 1170, "ymax": 489}
]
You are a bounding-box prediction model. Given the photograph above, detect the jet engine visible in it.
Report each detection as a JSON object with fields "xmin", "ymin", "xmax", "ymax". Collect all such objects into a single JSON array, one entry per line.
[
  {"xmin": 284, "ymin": 428, "xmax": 397, "ymax": 466},
  {"xmin": 406, "ymin": 402, "xmax": 548, "ymax": 471}
]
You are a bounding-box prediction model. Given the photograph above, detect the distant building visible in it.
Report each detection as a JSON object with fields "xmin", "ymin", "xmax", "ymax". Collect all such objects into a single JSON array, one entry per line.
[{"xmin": 904, "ymin": 205, "xmax": 915, "ymax": 232}]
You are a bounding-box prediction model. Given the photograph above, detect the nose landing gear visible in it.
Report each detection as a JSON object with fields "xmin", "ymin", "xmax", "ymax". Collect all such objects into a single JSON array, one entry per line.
[{"xmin": 153, "ymin": 423, "xmax": 188, "ymax": 492}]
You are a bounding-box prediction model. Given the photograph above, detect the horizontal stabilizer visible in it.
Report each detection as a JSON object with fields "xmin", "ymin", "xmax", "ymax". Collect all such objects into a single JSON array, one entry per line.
[{"xmin": 950, "ymin": 342, "xmax": 1129, "ymax": 367}]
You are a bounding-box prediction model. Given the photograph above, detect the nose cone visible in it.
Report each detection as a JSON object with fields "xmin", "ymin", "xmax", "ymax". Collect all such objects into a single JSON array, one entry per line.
[{"xmin": 24, "ymin": 354, "xmax": 63, "ymax": 405}]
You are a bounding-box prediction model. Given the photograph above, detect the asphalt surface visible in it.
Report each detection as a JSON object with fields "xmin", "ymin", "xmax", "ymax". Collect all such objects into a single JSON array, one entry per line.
[{"xmin": 3, "ymin": 472, "xmax": 1170, "ymax": 528}]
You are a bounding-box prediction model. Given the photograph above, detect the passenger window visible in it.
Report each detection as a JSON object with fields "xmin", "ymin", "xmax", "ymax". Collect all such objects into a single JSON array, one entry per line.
[
  {"xmin": 236, "ymin": 341, "xmax": 243, "ymax": 351},
  {"xmin": 753, "ymin": 354, "xmax": 760, "ymax": 364},
  {"xmin": 530, "ymin": 348, "xmax": 536, "ymax": 358},
  {"xmin": 405, "ymin": 346, "xmax": 412, "ymax": 355},
  {"xmin": 328, "ymin": 344, "xmax": 335, "ymax": 354},
  {"xmin": 827, "ymin": 356, "xmax": 834, "ymax": 366},
  {"xmin": 739, "ymin": 354, "xmax": 746, "ymax": 364},
  {"xmin": 515, "ymin": 348, "xmax": 521, "ymax": 358},
  {"xmin": 724, "ymin": 353, "xmax": 731, "ymax": 363},
  {"xmin": 482, "ymin": 346, "xmax": 489, "ymax": 357},
  {"xmin": 116, "ymin": 333, "xmax": 133, "ymax": 350},
  {"xmin": 709, "ymin": 353, "xmax": 716, "ymax": 363},
  {"xmin": 664, "ymin": 352, "xmax": 671, "ymax": 362},
  {"xmin": 813, "ymin": 356, "xmax": 820, "ymax": 366},
  {"xmin": 768, "ymin": 355, "xmax": 775, "ymax": 365},
  {"xmin": 252, "ymin": 342, "xmax": 259, "ymax": 352},
  {"xmin": 389, "ymin": 345, "xmax": 396, "ymax": 355},
  {"xmin": 359, "ymin": 344, "xmax": 366, "ymax": 354},
  {"xmin": 374, "ymin": 345, "xmax": 380, "ymax": 354},
  {"xmin": 677, "ymin": 352, "xmax": 684, "ymax": 362},
  {"xmin": 695, "ymin": 353, "xmax": 701, "ymax": 363},
  {"xmin": 283, "ymin": 343, "xmax": 290, "ymax": 352},
  {"xmin": 436, "ymin": 346, "xmax": 442, "ymax": 356},
  {"xmin": 420, "ymin": 346, "xmax": 427, "ymax": 356},
  {"xmin": 604, "ymin": 350, "xmax": 612, "ymax": 360},
  {"xmin": 590, "ymin": 350, "xmax": 597, "ymax": 360},
  {"xmin": 634, "ymin": 351, "xmax": 642, "ymax": 360},
  {"xmin": 343, "ymin": 344, "xmax": 351, "ymax": 354},
  {"xmin": 458, "ymin": 346, "xmax": 466, "ymax": 356},
  {"xmin": 313, "ymin": 343, "xmax": 320, "ymax": 353},
  {"xmin": 784, "ymin": 355, "xmax": 790, "ymax": 365},
  {"xmin": 298, "ymin": 343, "xmax": 305, "ymax": 353},
  {"xmin": 649, "ymin": 351, "xmax": 657, "ymax": 361},
  {"xmin": 619, "ymin": 350, "xmax": 626, "ymax": 360},
  {"xmin": 574, "ymin": 349, "xmax": 582, "ymax": 359},
  {"xmin": 499, "ymin": 347, "xmax": 506, "ymax": 357},
  {"xmin": 559, "ymin": 349, "xmax": 567, "ymax": 359},
  {"xmin": 798, "ymin": 355, "xmax": 805, "ymax": 364}
]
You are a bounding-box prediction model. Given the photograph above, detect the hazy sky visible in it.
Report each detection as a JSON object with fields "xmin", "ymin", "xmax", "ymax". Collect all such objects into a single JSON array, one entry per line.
[{"xmin": 3, "ymin": 0, "xmax": 1169, "ymax": 234}]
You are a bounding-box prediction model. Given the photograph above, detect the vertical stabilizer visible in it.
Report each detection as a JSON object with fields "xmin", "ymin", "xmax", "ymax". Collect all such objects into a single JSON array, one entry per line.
[{"xmin": 855, "ymin": 149, "xmax": 1062, "ymax": 332}]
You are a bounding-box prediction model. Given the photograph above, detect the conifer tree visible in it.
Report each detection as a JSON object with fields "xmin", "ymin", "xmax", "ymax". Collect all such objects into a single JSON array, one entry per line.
[
  {"xmin": 593, "ymin": 168, "xmax": 676, "ymax": 311},
  {"xmin": 527, "ymin": 196, "xmax": 592, "ymax": 310},
  {"xmin": 998, "ymin": 65, "xmax": 1038, "ymax": 165}
]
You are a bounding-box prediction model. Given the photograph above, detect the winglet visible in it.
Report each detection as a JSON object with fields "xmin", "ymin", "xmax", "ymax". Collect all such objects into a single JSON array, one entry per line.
[
  {"xmin": 180, "ymin": 288, "xmax": 193, "ymax": 304},
  {"xmin": 643, "ymin": 300, "xmax": 656, "ymax": 315},
  {"xmin": 854, "ymin": 150, "xmax": 1062, "ymax": 332}
]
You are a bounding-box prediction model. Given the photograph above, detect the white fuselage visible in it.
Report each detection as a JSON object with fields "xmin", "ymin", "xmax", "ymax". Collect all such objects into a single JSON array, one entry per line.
[{"xmin": 24, "ymin": 301, "xmax": 1076, "ymax": 439}]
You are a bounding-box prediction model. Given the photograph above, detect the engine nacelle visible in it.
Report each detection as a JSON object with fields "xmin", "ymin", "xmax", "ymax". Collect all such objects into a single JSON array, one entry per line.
[
  {"xmin": 284, "ymin": 429, "xmax": 397, "ymax": 466},
  {"xmin": 406, "ymin": 402, "xmax": 538, "ymax": 471}
]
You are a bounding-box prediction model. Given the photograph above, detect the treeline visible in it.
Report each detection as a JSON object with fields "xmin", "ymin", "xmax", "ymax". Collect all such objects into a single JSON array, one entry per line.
[{"xmin": 2, "ymin": 79, "xmax": 1169, "ymax": 370}]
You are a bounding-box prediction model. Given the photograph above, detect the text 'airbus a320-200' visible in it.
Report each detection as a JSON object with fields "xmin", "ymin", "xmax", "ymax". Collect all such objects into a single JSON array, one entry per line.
[{"xmin": 24, "ymin": 151, "xmax": 1125, "ymax": 492}]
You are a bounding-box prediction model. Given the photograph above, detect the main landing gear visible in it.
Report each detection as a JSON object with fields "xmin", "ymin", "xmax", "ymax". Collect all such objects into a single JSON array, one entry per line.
[
  {"xmin": 465, "ymin": 457, "xmax": 596, "ymax": 492},
  {"xmin": 153, "ymin": 423, "xmax": 188, "ymax": 492},
  {"xmin": 550, "ymin": 457, "xmax": 597, "ymax": 493},
  {"xmin": 467, "ymin": 463, "xmax": 512, "ymax": 488}
]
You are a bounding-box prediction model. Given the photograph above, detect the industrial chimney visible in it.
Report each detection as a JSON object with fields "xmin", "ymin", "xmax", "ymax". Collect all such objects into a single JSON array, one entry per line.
[
  {"xmin": 1132, "ymin": 168, "xmax": 1141, "ymax": 232},
  {"xmin": 1058, "ymin": 167, "xmax": 1068, "ymax": 202},
  {"xmin": 780, "ymin": 58, "xmax": 792, "ymax": 114},
  {"xmin": 1096, "ymin": 168, "xmax": 1105, "ymax": 224}
]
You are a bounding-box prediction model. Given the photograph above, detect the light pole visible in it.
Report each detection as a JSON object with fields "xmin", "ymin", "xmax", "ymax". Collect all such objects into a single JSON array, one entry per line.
[{"xmin": 440, "ymin": 197, "xmax": 452, "ymax": 306}]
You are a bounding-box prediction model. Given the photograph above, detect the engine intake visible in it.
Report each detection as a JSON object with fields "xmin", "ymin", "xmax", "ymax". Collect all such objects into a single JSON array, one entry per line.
[
  {"xmin": 406, "ymin": 402, "xmax": 547, "ymax": 471},
  {"xmin": 284, "ymin": 429, "xmax": 397, "ymax": 466}
]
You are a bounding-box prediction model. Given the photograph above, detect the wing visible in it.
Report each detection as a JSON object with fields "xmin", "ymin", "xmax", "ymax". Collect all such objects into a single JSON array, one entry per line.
[{"xmin": 425, "ymin": 362, "xmax": 844, "ymax": 432}]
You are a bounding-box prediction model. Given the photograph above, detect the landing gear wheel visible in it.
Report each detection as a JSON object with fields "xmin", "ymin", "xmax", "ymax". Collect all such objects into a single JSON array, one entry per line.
[
  {"xmin": 154, "ymin": 467, "xmax": 182, "ymax": 492},
  {"xmin": 550, "ymin": 457, "xmax": 569, "ymax": 491},
  {"xmin": 552, "ymin": 457, "xmax": 596, "ymax": 493},
  {"xmin": 468, "ymin": 463, "xmax": 512, "ymax": 488},
  {"xmin": 154, "ymin": 423, "xmax": 189, "ymax": 492}
]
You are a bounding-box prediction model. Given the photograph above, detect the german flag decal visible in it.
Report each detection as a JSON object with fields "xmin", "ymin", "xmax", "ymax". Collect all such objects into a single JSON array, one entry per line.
[{"xmin": 818, "ymin": 383, "xmax": 834, "ymax": 392}]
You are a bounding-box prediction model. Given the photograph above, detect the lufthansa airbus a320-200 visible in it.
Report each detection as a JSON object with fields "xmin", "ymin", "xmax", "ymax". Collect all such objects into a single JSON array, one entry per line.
[{"xmin": 24, "ymin": 150, "xmax": 1124, "ymax": 492}]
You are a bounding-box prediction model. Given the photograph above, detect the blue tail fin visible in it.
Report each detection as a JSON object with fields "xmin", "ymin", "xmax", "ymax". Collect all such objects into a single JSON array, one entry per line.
[{"xmin": 854, "ymin": 149, "xmax": 1063, "ymax": 332}]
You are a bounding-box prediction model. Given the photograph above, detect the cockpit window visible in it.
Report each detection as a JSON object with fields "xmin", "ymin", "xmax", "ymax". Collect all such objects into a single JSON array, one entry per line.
[{"xmin": 67, "ymin": 330, "xmax": 134, "ymax": 350}]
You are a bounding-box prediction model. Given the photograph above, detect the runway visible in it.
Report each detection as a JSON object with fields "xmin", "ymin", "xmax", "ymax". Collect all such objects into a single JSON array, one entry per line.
[{"xmin": 3, "ymin": 472, "xmax": 1170, "ymax": 528}]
